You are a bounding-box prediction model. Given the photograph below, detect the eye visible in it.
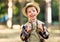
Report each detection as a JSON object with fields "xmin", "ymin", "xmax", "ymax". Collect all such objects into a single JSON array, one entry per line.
[
  {"xmin": 28, "ymin": 11, "xmax": 31, "ymax": 13},
  {"xmin": 33, "ymin": 10, "xmax": 35, "ymax": 12}
]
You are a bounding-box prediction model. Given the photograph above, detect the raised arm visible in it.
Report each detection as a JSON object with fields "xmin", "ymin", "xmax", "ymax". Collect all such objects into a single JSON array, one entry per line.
[
  {"xmin": 39, "ymin": 24, "xmax": 49, "ymax": 39},
  {"xmin": 20, "ymin": 24, "xmax": 32, "ymax": 41}
]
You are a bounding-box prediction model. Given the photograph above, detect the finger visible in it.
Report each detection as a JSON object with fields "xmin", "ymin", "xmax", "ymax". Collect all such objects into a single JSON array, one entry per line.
[{"xmin": 38, "ymin": 24, "xmax": 43, "ymax": 31}]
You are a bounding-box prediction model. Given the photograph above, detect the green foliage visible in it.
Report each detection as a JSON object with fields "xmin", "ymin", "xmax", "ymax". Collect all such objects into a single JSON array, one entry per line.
[
  {"xmin": 23, "ymin": 16, "xmax": 27, "ymax": 24},
  {"xmin": 0, "ymin": 3, "xmax": 5, "ymax": 14},
  {"xmin": 37, "ymin": 13, "xmax": 45, "ymax": 22},
  {"xmin": 52, "ymin": 0, "xmax": 59, "ymax": 22},
  {"xmin": 0, "ymin": 0, "xmax": 59, "ymax": 24},
  {"xmin": 13, "ymin": 1, "xmax": 21, "ymax": 15},
  {"xmin": 13, "ymin": 5, "xmax": 19, "ymax": 15},
  {"xmin": 34, "ymin": 0, "xmax": 40, "ymax": 4},
  {"xmin": 35, "ymin": 0, "xmax": 59, "ymax": 22},
  {"xmin": 0, "ymin": 2, "xmax": 7, "ymax": 14}
]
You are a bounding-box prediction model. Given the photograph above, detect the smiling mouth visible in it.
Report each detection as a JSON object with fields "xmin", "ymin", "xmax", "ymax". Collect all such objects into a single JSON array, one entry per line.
[{"xmin": 30, "ymin": 15, "xmax": 35, "ymax": 17}]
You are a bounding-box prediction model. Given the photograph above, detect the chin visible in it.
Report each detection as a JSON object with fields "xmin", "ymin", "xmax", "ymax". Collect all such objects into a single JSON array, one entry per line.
[{"xmin": 31, "ymin": 18, "xmax": 35, "ymax": 20}]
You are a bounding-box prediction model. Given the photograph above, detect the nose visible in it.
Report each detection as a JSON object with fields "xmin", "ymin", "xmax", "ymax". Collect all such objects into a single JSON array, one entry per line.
[{"xmin": 31, "ymin": 11, "xmax": 34, "ymax": 15}]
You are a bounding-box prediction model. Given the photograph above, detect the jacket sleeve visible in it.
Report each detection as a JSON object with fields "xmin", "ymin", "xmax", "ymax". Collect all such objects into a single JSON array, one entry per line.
[
  {"xmin": 20, "ymin": 25, "xmax": 30, "ymax": 41},
  {"xmin": 39, "ymin": 24, "xmax": 49, "ymax": 39}
]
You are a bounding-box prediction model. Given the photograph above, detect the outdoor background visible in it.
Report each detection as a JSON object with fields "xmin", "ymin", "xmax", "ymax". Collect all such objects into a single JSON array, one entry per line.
[{"xmin": 0, "ymin": 0, "xmax": 60, "ymax": 42}]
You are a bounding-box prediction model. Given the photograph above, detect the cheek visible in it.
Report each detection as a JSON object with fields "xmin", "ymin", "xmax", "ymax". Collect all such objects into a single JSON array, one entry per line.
[
  {"xmin": 27, "ymin": 13, "xmax": 31, "ymax": 15},
  {"xmin": 34, "ymin": 12, "xmax": 38, "ymax": 16},
  {"xmin": 26, "ymin": 14, "xmax": 30, "ymax": 17}
]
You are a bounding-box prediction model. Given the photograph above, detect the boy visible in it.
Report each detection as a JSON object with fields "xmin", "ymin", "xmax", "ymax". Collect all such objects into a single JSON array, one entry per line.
[{"xmin": 20, "ymin": 2, "xmax": 49, "ymax": 42}]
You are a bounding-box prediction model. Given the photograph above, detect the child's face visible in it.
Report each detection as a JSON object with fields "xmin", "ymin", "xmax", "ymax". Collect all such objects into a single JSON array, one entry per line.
[{"xmin": 26, "ymin": 7, "xmax": 38, "ymax": 20}]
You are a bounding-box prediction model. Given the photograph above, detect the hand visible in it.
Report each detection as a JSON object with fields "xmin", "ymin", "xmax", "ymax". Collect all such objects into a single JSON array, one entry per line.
[
  {"xmin": 26, "ymin": 25, "xmax": 32, "ymax": 33},
  {"xmin": 37, "ymin": 23, "xmax": 43, "ymax": 32}
]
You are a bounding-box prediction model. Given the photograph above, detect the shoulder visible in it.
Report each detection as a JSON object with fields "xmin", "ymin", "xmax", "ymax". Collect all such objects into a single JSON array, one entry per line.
[
  {"xmin": 37, "ymin": 20, "xmax": 45, "ymax": 25},
  {"xmin": 37, "ymin": 20, "xmax": 47, "ymax": 27}
]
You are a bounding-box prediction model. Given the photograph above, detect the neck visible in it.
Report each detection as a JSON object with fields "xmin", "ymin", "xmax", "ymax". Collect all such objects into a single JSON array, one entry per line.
[{"xmin": 28, "ymin": 18, "xmax": 37, "ymax": 23}]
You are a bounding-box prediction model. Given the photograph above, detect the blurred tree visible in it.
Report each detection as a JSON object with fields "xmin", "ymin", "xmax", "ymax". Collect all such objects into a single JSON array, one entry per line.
[
  {"xmin": 13, "ymin": 1, "xmax": 21, "ymax": 24},
  {"xmin": 0, "ymin": 0, "xmax": 8, "ymax": 15},
  {"xmin": 34, "ymin": 0, "xmax": 46, "ymax": 22},
  {"xmin": 0, "ymin": 0, "xmax": 59, "ymax": 25},
  {"xmin": 13, "ymin": 0, "xmax": 27, "ymax": 25},
  {"xmin": 0, "ymin": 0, "xmax": 8, "ymax": 24},
  {"xmin": 52, "ymin": 0, "xmax": 59, "ymax": 23},
  {"xmin": 35, "ymin": 0, "xmax": 59, "ymax": 23}
]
